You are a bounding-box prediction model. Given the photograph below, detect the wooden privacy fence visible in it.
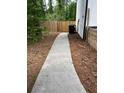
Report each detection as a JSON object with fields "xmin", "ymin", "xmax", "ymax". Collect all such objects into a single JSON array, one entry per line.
[{"xmin": 43, "ymin": 21, "xmax": 76, "ymax": 32}]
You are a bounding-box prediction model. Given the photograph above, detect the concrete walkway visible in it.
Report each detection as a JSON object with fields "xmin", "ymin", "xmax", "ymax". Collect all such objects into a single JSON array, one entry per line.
[{"xmin": 31, "ymin": 33, "xmax": 87, "ymax": 93}]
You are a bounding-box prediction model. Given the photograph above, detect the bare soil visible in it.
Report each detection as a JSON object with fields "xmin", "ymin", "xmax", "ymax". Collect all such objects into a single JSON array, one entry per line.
[
  {"xmin": 27, "ymin": 32, "xmax": 59, "ymax": 93},
  {"xmin": 27, "ymin": 32, "xmax": 96, "ymax": 93},
  {"xmin": 68, "ymin": 33, "xmax": 97, "ymax": 93}
]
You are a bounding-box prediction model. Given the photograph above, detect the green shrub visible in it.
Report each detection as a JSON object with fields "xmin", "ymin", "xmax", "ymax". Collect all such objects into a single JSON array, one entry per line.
[{"xmin": 27, "ymin": 0, "xmax": 45, "ymax": 43}]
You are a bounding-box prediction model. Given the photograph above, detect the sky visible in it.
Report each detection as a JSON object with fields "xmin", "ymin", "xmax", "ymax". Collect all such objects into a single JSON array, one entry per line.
[
  {"xmin": 45, "ymin": 0, "xmax": 56, "ymax": 7},
  {"xmin": 45, "ymin": 0, "xmax": 76, "ymax": 7}
]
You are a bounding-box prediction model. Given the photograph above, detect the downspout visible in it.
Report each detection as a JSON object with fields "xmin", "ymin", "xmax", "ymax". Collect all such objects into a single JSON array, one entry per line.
[{"xmin": 83, "ymin": 0, "xmax": 88, "ymax": 40}]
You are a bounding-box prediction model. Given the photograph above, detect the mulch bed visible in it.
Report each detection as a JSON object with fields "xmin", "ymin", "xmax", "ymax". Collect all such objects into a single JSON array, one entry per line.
[
  {"xmin": 68, "ymin": 33, "xmax": 97, "ymax": 93},
  {"xmin": 27, "ymin": 32, "xmax": 96, "ymax": 93},
  {"xmin": 27, "ymin": 32, "xmax": 59, "ymax": 93}
]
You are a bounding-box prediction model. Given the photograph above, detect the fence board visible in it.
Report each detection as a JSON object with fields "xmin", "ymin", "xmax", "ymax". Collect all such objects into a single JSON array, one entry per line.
[{"xmin": 43, "ymin": 21, "xmax": 75, "ymax": 32}]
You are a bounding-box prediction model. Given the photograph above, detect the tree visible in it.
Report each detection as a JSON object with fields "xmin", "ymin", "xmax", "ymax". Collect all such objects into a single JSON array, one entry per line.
[
  {"xmin": 56, "ymin": 0, "xmax": 65, "ymax": 20},
  {"xmin": 48, "ymin": 0, "xmax": 53, "ymax": 14},
  {"xmin": 46, "ymin": 0, "xmax": 76, "ymax": 21},
  {"xmin": 27, "ymin": 0, "xmax": 45, "ymax": 42},
  {"xmin": 27, "ymin": 0, "xmax": 77, "ymax": 43},
  {"xmin": 65, "ymin": 1, "xmax": 76, "ymax": 20}
]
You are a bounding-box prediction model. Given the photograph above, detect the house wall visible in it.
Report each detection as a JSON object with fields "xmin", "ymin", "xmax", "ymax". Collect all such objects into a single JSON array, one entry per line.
[
  {"xmin": 76, "ymin": 0, "xmax": 97, "ymax": 39},
  {"xmin": 76, "ymin": 0, "xmax": 86, "ymax": 38},
  {"xmin": 88, "ymin": 0, "xmax": 97, "ymax": 26},
  {"xmin": 86, "ymin": 28, "xmax": 97, "ymax": 50}
]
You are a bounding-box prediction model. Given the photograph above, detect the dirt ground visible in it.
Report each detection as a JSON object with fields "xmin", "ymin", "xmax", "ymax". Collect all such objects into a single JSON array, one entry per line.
[
  {"xmin": 68, "ymin": 33, "xmax": 97, "ymax": 93},
  {"xmin": 27, "ymin": 32, "xmax": 59, "ymax": 93},
  {"xmin": 27, "ymin": 32, "xmax": 97, "ymax": 93}
]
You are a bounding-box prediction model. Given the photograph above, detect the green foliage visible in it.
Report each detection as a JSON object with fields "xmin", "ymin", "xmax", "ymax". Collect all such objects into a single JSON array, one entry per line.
[
  {"xmin": 46, "ymin": 0, "xmax": 76, "ymax": 21},
  {"xmin": 65, "ymin": 1, "xmax": 76, "ymax": 20},
  {"xmin": 56, "ymin": 0, "xmax": 65, "ymax": 17},
  {"xmin": 27, "ymin": 0, "xmax": 45, "ymax": 43},
  {"xmin": 27, "ymin": 0, "xmax": 77, "ymax": 43},
  {"xmin": 48, "ymin": 0, "xmax": 53, "ymax": 14}
]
